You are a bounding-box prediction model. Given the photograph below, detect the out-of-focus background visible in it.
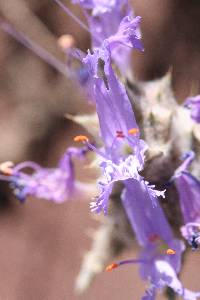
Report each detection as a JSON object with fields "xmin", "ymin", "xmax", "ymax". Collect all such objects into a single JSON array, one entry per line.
[{"xmin": 0, "ymin": 0, "xmax": 200, "ymax": 299}]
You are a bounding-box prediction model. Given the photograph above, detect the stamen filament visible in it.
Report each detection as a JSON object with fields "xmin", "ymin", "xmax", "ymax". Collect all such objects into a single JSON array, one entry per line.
[
  {"xmin": 53, "ymin": 0, "xmax": 101, "ymax": 44},
  {"xmin": 74, "ymin": 136, "xmax": 108, "ymax": 159},
  {"xmin": 13, "ymin": 161, "xmax": 42, "ymax": 173},
  {"xmin": 1, "ymin": 23, "xmax": 72, "ymax": 78},
  {"xmin": 106, "ymin": 258, "xmax": 148, "ymax": 271},
  {"xmin": 86, "ymin": 143, "xmax": 108, "ymax": 160},
  {"xmin": 53, "ymin": 0, "xmax": 91, "ymax": 34},
  {"xmin": 118, "ymin": 259, "xmax": 147, "ymax": 265}
]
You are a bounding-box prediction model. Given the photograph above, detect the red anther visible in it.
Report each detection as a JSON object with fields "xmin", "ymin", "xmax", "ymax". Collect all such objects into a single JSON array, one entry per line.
[
  {"xmin": 148, "ymin": 233, "xmax": 159, "ymax": 242},
  {"xmin": 116, "ymin": 130, "xmax": 125, "ymax": 138},
  {"xmin": 116, "ymin": 134, "xmax": 125, "ymax": 138},
  {"xmin": 0, "ymin": 161, "xmax": 14, "ymax": 176},
  {"xmin": 105, "ymin": 263, "xmax": 119, "ymax": 272},
  {"xmin": 116, "ymin": 130, "xmax": 124, "ymax": 135},
  {"xmin": 73, "ymin": 135, "xmax": 89, "ymax": 143},
  {"xmin": 128, "ymin": 128, "xmax": 139, "ymax": 135},
  {"xmin": 166, "ymin": 248, "xmax": 176, "ymax": 255}
]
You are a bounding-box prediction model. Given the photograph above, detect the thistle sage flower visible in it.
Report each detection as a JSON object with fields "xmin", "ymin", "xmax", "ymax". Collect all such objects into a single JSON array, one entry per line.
[
  {"xmin": 2, "ymin": 0, "xmax": 200, "ymax": 299},
  {"xmin": 0, "ymin": 147, "xmax": 88, "ymax": 203},
  {"xmin": 114, "ymin": 179, "xmax": 199, "ymax": 299}
]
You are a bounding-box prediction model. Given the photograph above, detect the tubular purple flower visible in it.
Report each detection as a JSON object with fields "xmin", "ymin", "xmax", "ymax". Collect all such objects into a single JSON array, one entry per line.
[
  {"xmin": 82, "ymin": 42, "xmax": 163, "ymax": 214},
  {"xmin": 145, "ymin": 260, "xmax": 200, "ymax": 300},
  {"xmin": 83, "ymin": 42, "xmax": 143, "ymax": 161},
  {"xmin": 0, "ymin": 147, "xmax": 88, "ymax": 203},
  {"xmin": 172, "ymin": 151, "xmax": 200, "ymax": 249},
  {"xmin": 108, "ymin": 257, "xmax": 200, "ymax": 300},
  {"xmin": 184, "ymin": 95, "xmax": 200, "ymax": 123},
  {"xmin": 122, "ymin": 179, "xmax": 178, "ymax": 253},
  {"xmin": 117, "ymin": 178, "xmax": 200, "ymax": 299},
  {"xmin": 175, "ymin": 172, "xmax": 200, "ymax": 225}
]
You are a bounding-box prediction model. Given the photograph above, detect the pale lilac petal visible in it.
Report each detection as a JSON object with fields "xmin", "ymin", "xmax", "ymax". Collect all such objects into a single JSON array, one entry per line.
[
  {"xmin": 122, "ymin": 179, "xmax": 170, "ymax": 247},
  {"xmin": 108, "ymin": 15, "xmax": 144, "ymax": 51},
  {"xmin": 154, "ymin": 260, "xmax": 200, "ymax": 300},
  {"xmin": 90, "ymin": 182, "xmax": 113, "ymax": 214},
  {"xmin": 175, "ymin": 172, "xmax": 200, "ymax": 224}
]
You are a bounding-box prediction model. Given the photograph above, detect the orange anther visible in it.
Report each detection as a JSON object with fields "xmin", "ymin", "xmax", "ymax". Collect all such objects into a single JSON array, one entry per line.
[
  {"xmin": 73, "ymin": 135, "xmax": 89, "ymax": 143},
  {"xmin": 106, "ymin": 263, "xmax": 119, "ymax": 272},
  {"xmin": 128, "ymin": 128, "xmax": 139, "ymax": 135},
  {"xmin": 166, "ymin": 248, "xmax": 176, "ymax": 255},
  {"xmin": 0, "ymin": 161, "xmax": 14, "ymax": 176}
]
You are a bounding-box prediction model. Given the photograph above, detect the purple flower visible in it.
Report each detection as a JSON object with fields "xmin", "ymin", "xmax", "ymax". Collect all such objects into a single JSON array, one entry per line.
[
  {"xmin": 172, "ymin": 151, "xmax": 200, "ymax": 249},
  {"xmin": 83, "ymin": 42, "xmax": 143, "ymax": 160},
  {"xmin": 175, "ymin": 172, "xmax": 200, "ymax": 225},
  {"xmin": 142, "ymin": 260, "xmax": 200, "ymax": 300},
  {"xmin": 184, "ymin": 95, "xmax": 200, "ymax": 123},
  {"xmin": 82, "ymin": 42, "xmax": 161, "ymax": 214},
  {"xmin": 74, "ymin": 0, "xmax": 143, "ymax": 75},
  {"xmin": 72, "ymin": 0, "xmax": 130, "ymax": 42},
  {"xmin": 0, "ymin": 147, "xmax": 87, "ymax": 203},
  {"xmin": 107, "ymin": 15, "xmax": 144, "ymax": 51},
  {"xmin": 112, "ymin": 178, "xmax": 200, "ymax": 299},
  {"xmin": 122, "ymin": 179, "xmax": 179, "ymax": 255},
  {"xmin": 109, "ymin": 252, "xmax": 200, "ymax": 300},
  {"xmin": 107, "ymin": 14, "xmax": 144, "ymax": 75}
]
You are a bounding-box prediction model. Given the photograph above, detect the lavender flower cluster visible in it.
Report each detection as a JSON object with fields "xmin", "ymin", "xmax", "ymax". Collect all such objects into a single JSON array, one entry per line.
[{"xmin": 1, "ymin": 0, "xmax": 200, "ymax": 299}]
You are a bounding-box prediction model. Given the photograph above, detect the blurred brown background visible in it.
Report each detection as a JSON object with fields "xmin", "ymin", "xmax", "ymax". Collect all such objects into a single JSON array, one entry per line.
[{"xmin": 0, "ymin": 0, "xmax": 200, "ymax": 299}]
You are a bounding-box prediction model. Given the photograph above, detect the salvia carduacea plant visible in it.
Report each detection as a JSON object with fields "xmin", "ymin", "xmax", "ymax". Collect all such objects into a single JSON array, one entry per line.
[{"xmin": 1, "ymin": 0, "xmax": 200, "ymax": 299}]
